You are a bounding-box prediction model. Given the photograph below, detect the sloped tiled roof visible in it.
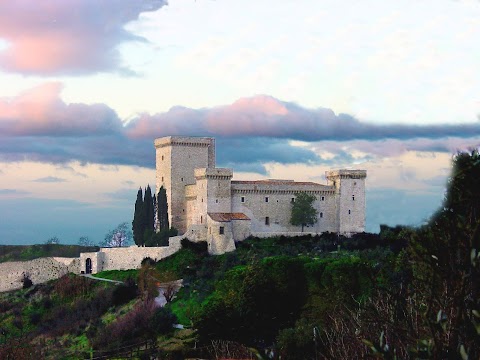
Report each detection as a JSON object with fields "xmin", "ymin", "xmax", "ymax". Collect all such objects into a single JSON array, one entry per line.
[{"xmin": 208, "ymin": 212, "xmax": 250, "ymax": 222}]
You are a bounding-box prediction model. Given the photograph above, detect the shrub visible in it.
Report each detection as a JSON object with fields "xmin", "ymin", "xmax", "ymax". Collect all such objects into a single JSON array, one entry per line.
[
  {"xmin": 149, "ymin": 307, "xmax": 177, "ymax": 335},
  {"xmin": 112, "ymin": 278, "xmax": 138, "ymax": 306}
]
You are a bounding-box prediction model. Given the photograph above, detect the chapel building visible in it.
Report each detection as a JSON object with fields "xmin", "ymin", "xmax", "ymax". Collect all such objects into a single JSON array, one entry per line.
[{"xmin": 155, "ymin": 136, "xmax": 366, "ymax": 254}]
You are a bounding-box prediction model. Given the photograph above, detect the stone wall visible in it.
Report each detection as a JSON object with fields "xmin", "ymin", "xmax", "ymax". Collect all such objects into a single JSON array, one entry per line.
[
  {"xmin": 0, "ymin": 257, "xmax": 79, "ymax": 292},
  {"xmin": 79, "ymin": 237, "xmax": 183, "ymax": 274},
  {"xmin": 231, "ymin": 181, "xmax": 337, "ymax": 234}
]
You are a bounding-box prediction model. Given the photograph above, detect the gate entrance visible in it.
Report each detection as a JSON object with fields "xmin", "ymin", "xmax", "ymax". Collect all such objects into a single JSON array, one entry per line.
[{"xmin": 85, "ymin": 258, "xmax": 92, "ymax": 274}]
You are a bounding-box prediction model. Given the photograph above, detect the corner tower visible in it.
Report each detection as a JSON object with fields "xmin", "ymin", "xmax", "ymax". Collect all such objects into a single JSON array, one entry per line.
[
  {"xmin": 155, "ymin": 136, "xmax": 215, "ymax": 234},
  {"xmin": 326, "ymin": 170, "xmax": 367, "ymax": 234}
]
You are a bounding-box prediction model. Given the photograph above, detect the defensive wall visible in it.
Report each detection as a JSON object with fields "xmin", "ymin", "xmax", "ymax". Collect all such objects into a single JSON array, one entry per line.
[
  {"xmin": 0, "ymin": 237, "xmax": 183, "ymax": 292},
  {"xmin": 0, "ymin": 257, "xmax": 79, "ymax": 292},
  {"xmin": 79, "ymin": 236, "xmax": 183, "ymax": 274}
]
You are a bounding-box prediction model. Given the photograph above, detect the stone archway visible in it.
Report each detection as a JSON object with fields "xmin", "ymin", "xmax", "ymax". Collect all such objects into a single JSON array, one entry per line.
[{"xmin": 85, "ymin": 258, "xmax": 92, "ymax": 274}]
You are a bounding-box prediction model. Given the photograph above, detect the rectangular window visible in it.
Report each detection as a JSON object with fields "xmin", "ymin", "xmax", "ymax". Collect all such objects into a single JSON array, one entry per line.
[
  {"xmin": 219, "ymin": 226, "xmax": 224, "ymax": 235},
  {"xmin": 291, "ymin": 197, "xmax": 295, "ymax": 203},
  {"xmin": 265, "ymin": 217, "xmax": 270, "ymax": 225},
  {"xmin": 265, "ymin": 197, "xmax": 269, "ymax": 203},
  {"xmin": 241, "ymin": 196, "xmax": 245, "ymax": 203},
  {"xmin": 320, "ymin": 212, "xmax": 323, "ymax": 218}
]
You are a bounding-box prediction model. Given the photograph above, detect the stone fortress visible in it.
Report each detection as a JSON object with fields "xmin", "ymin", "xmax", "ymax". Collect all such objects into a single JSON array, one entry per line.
[
  {"xmin": 155, "ymin": 136, "xmax": 367, "ymax": 255},
  {"xmin": 0, "ymin": 136, "xmax": 366, "ymax": 291}
]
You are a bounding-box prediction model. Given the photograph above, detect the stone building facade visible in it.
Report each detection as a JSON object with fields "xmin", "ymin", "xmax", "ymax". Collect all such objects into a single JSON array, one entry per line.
[{"xmin": 155, "ymin": 136, "xmax": 367, "ymax": 254}]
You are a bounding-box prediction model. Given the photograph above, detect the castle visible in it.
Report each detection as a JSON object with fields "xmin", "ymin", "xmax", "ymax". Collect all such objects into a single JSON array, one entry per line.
[
  {"xmin": 0, "ymin": 136, "xmax": 367, "ymax": 289},
  {"xmin": 155, "ymin": 136, "xmax": 367, "ymax": 255}
]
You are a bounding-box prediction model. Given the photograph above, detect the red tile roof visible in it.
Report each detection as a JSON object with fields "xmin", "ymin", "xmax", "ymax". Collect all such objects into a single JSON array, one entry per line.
[{"xmin": 208, "ymin": 212, "xmax": 250, "ymax": 222}]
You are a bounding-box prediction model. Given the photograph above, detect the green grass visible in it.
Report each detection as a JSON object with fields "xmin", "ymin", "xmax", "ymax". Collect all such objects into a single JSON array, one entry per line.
[{"xmin": 94, "ymin": 269, "xmax": 138, "ymax": 282}]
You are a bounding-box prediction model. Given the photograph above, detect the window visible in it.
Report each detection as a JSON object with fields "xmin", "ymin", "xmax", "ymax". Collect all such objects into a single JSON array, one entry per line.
[
  {"xmin": 348, "ymin": 210, "xmax": 351, "ymax": 215},
  {"xmin": 320, "ymin": 212, "xmax": 323, "ymax": 218},
  {"xmin": 215, "ymin": 199, "xmax": 218, "ymax": 203},
  {"xmin": 200, "ymin": 215, "xmax": 203, "ymax": 223},
  {"xmin": 241, "ymin": 196, "xmax": 245, "ymax": 203},
  {"xmin": 265, "ymin": 217, "xmax": 270, "ymax": 226},
  {"xmin": 352, "ymin": 195, "xmax": 355, "ymax": 201},
  {"xmin": 219, "ymin": 226, "xmax": 224, "ymax": 235},
  {"xmin": 181, "ymin": 177, "xmax": 184, "ymax": 182},
  {"xmin": 265, "ymin": 197, "xmax": 269, "ymax": 203},
  {"xmin": 161, "ymin": 155, "xmax": 164, "ymax": 161},
  {"xmin": 291, "ymin": 197, "xmax": 295, "ymax": 203},
  {"xmin": 161, "ymin": 177, "xmax": 164, "ymax": 182},
  {"xmin": 321, "ymin": 196, "xmax": 325, "ymax": 201}
]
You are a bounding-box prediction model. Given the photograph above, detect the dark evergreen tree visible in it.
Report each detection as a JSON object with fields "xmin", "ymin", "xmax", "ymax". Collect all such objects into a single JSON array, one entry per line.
[
  {"xmin": 132, "ymin": 187, "xmax": 145, "ymax": 246},
  {"xmin": 144, "ymin": 185, "xmax": 155, "ymax": 234},
  {"xmin": 157, "ymin": 186, "xmax": 169, "ymax": 232}
]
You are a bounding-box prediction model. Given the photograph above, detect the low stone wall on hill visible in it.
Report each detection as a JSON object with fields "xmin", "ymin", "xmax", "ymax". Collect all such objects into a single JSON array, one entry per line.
[
  {"xmin": 0, "ymin": 257, "xmax": 79, "ymax": 292},
  {"xmin": 0, "ymin": 236, "xmax": 186, "ymax": 292},
  {"xmin": 79, "ymin": 236, "xmax": 183, "ymax": 274}
]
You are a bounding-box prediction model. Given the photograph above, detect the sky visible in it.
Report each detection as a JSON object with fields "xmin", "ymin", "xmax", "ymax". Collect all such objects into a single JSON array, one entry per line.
[{"xmin": 0, "ymin": 0, "xmax": 479, "ymax": 245}]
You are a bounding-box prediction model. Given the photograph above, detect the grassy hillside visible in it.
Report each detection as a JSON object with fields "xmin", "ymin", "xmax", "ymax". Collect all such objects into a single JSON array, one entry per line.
[{"xmin": 0, "ymin": 244, "xmax": 99, "ymax": 263}]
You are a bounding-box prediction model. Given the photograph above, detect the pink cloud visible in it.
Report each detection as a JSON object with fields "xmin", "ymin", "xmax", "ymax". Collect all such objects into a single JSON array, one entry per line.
[
  {"xmin": 0, "ymin": 82, "xmax": 121, "ymax": 136},
  {"xmin": 0, "ymin": 0, "xmax": 166, "ymax": 75}
]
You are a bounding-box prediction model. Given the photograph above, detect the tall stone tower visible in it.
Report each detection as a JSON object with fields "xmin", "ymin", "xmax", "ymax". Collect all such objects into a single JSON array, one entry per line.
[
  {"xmin": 326, "ymin": 170, "xmax": 367, "ymax": 234},
  {"xmin": 155, "ymin": 136, "xmax": 215, "ymax": 234}
]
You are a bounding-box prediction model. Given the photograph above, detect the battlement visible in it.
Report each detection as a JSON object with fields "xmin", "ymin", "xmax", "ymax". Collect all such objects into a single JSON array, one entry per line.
[
  {"xmin": 195, "ymin": 167, "xmax": 233, "ymax": 180},
  {"xmin": 154, "ymin": 136, "xmax": 215, "ymax": 149},
  {"xmin": 325, "ymin": 169, "xmax": 367, "ymax": 180}
]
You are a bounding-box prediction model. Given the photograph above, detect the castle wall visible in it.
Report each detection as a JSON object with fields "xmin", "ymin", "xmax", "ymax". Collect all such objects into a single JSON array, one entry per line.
[
  {"xmin": 0, "ymin": 257, "xmax": 79, "ymax": 292},
  {"xmin": 231, "ymin": 181, "xmax": 337, "ymax": 234},
  {"xmin": 232, "ymin": 219, "xmax": 251, "ymax": 241}
]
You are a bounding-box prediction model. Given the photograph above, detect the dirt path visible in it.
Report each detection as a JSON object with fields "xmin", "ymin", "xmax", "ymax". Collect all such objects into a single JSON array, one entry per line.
[{"xmin": 81, "ymin": 274, "xmax": 124, "ymax": 285}]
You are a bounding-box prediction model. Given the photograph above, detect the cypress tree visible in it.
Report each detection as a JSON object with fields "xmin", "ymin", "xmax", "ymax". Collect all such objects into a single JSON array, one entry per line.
[
  {"xmin": 144, "ymin": 185, "xmax": 155, "ymax": 233},
  {"xmin": 142, "ymin": 185, "xmax": 155, "ymax": 246},
  {"xmin": 157, "ymin": 186, "xmax": 169, "ymax": 231},
  {"xmin": 132, "ymin": 187, "xmax": 145, "ymax": 246}
]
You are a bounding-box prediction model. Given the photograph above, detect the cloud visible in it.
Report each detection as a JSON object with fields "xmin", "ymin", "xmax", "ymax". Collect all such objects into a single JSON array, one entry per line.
[
  {"xmin": 125, "ymin": 95, "xmax": 480, "ymax": 142},
  {"xmin": 32, "ymin": 176, "xmax": 66, "ymax": 183},
  {"xmin": 0, "ymin": 0, "xmax": 167, "ymax": 75},
  {"xmin": 0, "ymin": 83, "xmax": 122, "ymax": 136},
  {"xmin": 1, "ymin": 86, "xmax": 479, "ymax": 172},
  {"xmin": 0, "ymin": 188, "xmax": 29, "ymax": 195}
]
